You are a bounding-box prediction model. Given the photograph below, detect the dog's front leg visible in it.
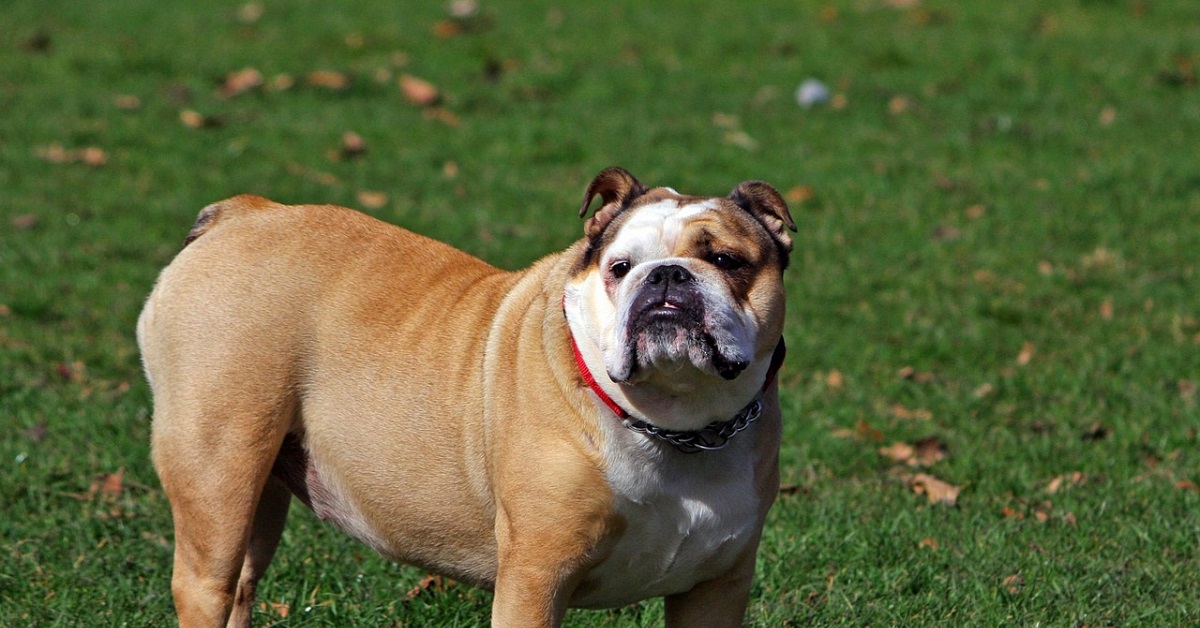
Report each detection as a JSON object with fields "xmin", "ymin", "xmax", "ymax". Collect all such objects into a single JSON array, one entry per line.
[
  {"xmin": 663, "ymin": 538, "xmax": 761, "ymax": 628},
  {"xmin": 489, "ymin": 450, "xmax": 614, "ymax": 628}
]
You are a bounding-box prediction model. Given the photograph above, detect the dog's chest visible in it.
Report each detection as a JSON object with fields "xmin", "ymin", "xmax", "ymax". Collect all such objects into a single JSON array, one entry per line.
[{"xmin": 572, "ymin": 438, "xmax": 761, "ymax": 608}]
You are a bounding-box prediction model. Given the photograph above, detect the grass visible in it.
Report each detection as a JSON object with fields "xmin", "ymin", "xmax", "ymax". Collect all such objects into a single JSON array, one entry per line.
[{"xmin": 2, "ymin": 0, "xmax": 1199, "ymax": 624}]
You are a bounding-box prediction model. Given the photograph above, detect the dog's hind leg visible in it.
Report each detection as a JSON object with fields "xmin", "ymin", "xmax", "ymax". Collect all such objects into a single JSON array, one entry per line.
[
  {"xmin": 151, "ymin": 403, "xmax": 291, "ymax": 628},
  {"xmin": 226, "ymin": 476, "xmax": 291, "ymax": 628}
]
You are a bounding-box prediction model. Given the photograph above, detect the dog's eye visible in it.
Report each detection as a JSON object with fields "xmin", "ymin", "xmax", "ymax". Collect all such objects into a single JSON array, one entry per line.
[
  {"xmin": 710, "ymin": 253, "xmax": 745, "ymax": 271},
  {"xmin": 610, "ymin": 260, "xmax": 632, "ymax": 279}
]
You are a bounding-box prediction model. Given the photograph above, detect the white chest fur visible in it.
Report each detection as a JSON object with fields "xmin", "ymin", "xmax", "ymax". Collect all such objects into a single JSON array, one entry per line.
[{"xmin": 572, "ymin": 426, "xmax": 762, "ymax": 608}]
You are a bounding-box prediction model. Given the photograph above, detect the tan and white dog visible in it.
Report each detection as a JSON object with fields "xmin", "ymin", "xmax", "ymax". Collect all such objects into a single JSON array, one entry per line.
[{"xmin": 138, "ymin": 167, "xmax": 795, "ymax": 627}]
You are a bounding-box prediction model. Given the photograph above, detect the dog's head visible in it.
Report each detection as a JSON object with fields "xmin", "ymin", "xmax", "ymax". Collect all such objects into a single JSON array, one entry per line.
[{"xmin": 565, "ymin": 167, "xmax": 795, "ymax": 424}]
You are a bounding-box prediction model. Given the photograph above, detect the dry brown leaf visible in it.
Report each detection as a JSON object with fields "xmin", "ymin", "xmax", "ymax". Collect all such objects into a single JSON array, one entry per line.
[
  {"xmin": 1099, "ymin": 296, "xmax": 1114, "ymax": 320},
  {"xmin": 35, "ymin": 144, "xmax": 107, "ymax": 167},
  {"xmin": 918, "ymin": 537, "xmax": 938, "ymax": 550},
  {"xmin": 879, "ymin": 442, "xmax": 915, "ymax": 464},
  {"xmin": 221, "ymin": 67, "xmax": 263, "ymax": 97},
  {"xmin": 973, "ymin": 382, "xmax": 995, "ymax": 399},
  {"xmin": 890, "ymin": 404, "xmax": 932, "ymax": 421},
  {"xmin": 238, "ymin": 3, "xmax": 264, "ymax": 23},
  {"xmin": 902, "ymin": 472, "xmax": 960, "ymax": 505},
  {"xmin": 307, "ymin": 70, "xmax": 350, "ymax": 90},
  {"xmin": 13, "ymin": 214, "xmax": 40, "ymax": 230},
  {"xmin": 856, "ymin": 420, "xmax": 885, "ymax": 442},
  {"xmin": 825, "ymin": 369, "xmax": 844, "ymax": 391},
  {"xmin": 1176, "ymin": 479, "xmax": 1199, "ymax": 493},
  {"xmin": 340, "ymin": 131, "xmax": 367, "ymax": 159},
  {"xmin": 1002, "ymin": 573, "xmax": 1023, "ymax": 595},
  {"xmin": 1045, "ymin": 472, "xmax": 1085, "ymax": 494},
  {"xmin": 400, "ymin": 74, "xmax": 440, "ymax": 106},
  {"xmin": 1178, "ymin": 380, "xmax": 1196, "ymax": 401},
  {"xmin": 270, "ymin": 73, "xmax": 295, "ymax": 91},
  {"xmin": 433, "ymin": 20, "xmax": 464, "ymax": 38},
  {"xmin": 1016, "ymin": 342, "xmax": 1035, "ymax": 366},
  {"xmin": 888, "ymin": 95, "xmax": 910, "ymax": 115},
  {"xmin": 114, "ymin": 94, "xmax": 142, "ymax": 110},
  {"xmin": 356, "ymin": 190, "xmax": 388, "ymax": 209},
  {"xmin": 1098, "ymin": 106, "xmax": 1117, "ymax": 126},
  {"xmin": 423, "ymin": 107, "xmax": 461, "ymax": 127},
  {"xmin": 912, "ymin": 436, "xmax": 947, "ymax": 466},
  {"xmin": 784, "ymin": 185, "xmax": 814, "ymax": 205},
  {"xmin": 100, "ymin": 468, "xmax": 124, "ymax": 498},
  {"xmin": 180, "ymin": 109, "xmax": 221, "ymax": 129},
  {"xmin": 405, "ymin": 574, "xmax": 452, "ymax": 600},
  {"xmin": 1001, "ymin": 507, "xmax": 1024, "ymax": 520}
]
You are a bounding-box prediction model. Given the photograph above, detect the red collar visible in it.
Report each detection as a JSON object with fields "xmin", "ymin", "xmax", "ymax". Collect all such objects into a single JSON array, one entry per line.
[{"xmin": 568, "ymin": 333, "xmax": 786, "ymax": 421}]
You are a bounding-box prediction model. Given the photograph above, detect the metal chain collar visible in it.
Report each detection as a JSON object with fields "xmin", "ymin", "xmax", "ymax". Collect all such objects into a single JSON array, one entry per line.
[{"xmin": 623, "ymin": 398, "xmax": 763, "ymax": 454}]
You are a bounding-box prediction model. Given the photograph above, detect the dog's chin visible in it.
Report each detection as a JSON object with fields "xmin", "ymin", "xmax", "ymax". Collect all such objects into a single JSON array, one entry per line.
[{"xmin": 606, "ymin": 310, "xmax": 749, "ymax": 385}]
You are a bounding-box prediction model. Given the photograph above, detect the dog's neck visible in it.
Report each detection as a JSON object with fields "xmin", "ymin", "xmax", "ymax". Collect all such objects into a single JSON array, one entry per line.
[{"xmin": 567, "ymin": 330, "xmax": 784, "ymax": 452}]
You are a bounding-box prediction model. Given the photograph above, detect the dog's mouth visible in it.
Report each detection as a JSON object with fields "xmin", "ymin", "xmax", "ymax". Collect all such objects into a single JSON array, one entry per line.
[{"xmin": 609, "ymin": 271, "xmax": 749, "ymax": 383}]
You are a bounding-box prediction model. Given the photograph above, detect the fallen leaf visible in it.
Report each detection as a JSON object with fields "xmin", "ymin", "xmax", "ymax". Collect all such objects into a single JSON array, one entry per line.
[
  {"xmin": 12, "ymin": 214, "xmax": 40, "ymax": 230},
  {"xmin": 918, "ymin": 537, "xmax": 938, "ymax": 550},
  {"xmin": 825, "ymin": 369, "xmax": 844, "ymax": 391},
  {"xmin": 270, "ymin": 73, "xmax": 295, "ymax": 91},
  {"xmin": 307, "ymin": 70, "xmax": 350, "ymax": 90},
  {"xmin": 423, "ymin": 107, "xmax": 461, "ymax": 127},
  {"xmin": 1002, "ymin": 573, "xmax": 1023, "ymax": 595},
  {"xmin": 890, "ymin": 404, "xmax": 932, "ymax": 421},
  {"xmin": 1098, "ymin": 106, "xmax": 1117, "ymax": 126},
  {"xmin": 879, "ymin": 442, "xmax": 915, "ymax": 464},
  {"xmin": 784, "ymin": 185, "xmax": 814, "ymax": 205},
  {"xmin": 405, "ymin": 574, "xmax": 452, "ymax": 600},
  {"xmin": 433, "ymin": 20, "xmax": 463, "ymax": 38},
  {"xmin": 888, "ymin": 95, "xmax": 910, "ymax": 115},
  {"xmin": 442, "ymin": 160, "xmax": 459, "ymax": 178},
  {"xmin": 79, "ymin": 147, "xmax": 108, "ymax": 167},
  {"xmin": 901, "ymin": 472, "xmax": 961, "ymax": 505},
  {"xmin": 965, "ymin": 204, "xmax": 986, "ymax": 220},
  {"xmin": 114, "ymin": 94, "xmax": 142, "ymax": 110},
  {"xmin": 1016, "ymin": 342, "xmax": 1035, "ymax": 366},
  {"xmin": 856, "ymin": 420, "xmax": 885, "ymax": 442},
  {"xmin": 400, "ymin": 74, "xmax": 440, "ymax": 106},
  {"xmin": 356, "ymin": 190, "xmax": 388, "ymax": 209},
  {"xmin": 1045, "ymin": 472, "xmax": 1085, "ymax": 494},
  {"xmin": 340, "ymin": 131, "xmax": 368, "ymax": 159},
  {"xmin": 238, "ymin": 2, "xmax": 264, "ymax": 23},
  {"xmin": 1178, "ymin": 380, "xmax": 1196, "ymax": 401},
  {"xmin": 100, "ymin": 468, "xmax": 124, "ymax": 498},
  {"xmin": 973, "ymin": 382, "xmax": 995, "ymax": 398},
  {"xmin": 1099, "ymin": 296, "xmax": 1114, "ymax": 320},
  {"xmin": 1001, "ymin": 507, "xmax": 1024, "ymax": 519},
  {"xmin": 269, "ymin": 602, "xmax": 289, "ymax": 618},
  {"xmin": 220, "ymin": 67, "xmax": 263, "ymax": 98},
  {"xmin": 912, "ymin": 436, "xmax": 948, "ymax": 466},
  {"xmin": 722, "ymin": 130, "xmax": 759, "ymax": 151},
  {"xmin": 1176, "ymin": 479, "xmax": 1199, "ymax": 492},
  {"xmin": 180, "ymin": 109, "xmax": 221, "ymax": 129}
]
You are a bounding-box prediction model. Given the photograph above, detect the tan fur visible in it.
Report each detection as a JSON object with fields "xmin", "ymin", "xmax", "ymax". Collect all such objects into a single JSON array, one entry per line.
[{"xmin": 140, "ymin": 172, "xmax": 790, "ymax": 627}]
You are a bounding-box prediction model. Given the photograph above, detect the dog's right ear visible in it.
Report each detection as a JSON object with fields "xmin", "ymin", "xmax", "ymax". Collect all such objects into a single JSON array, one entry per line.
[{"xmin": 579, "ymin": 167, "xmax": 647, "ymax": 238}]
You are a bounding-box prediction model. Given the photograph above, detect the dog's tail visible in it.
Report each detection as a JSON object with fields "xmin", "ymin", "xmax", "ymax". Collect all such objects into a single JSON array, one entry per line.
[{"xmin": 183, "ymin": 194, "xmax": 275, "ymax": 248}]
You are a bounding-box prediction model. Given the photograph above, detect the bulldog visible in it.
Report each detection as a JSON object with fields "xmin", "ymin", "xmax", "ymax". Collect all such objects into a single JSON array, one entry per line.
[{"xmin": 137, "ymin": 167, "xmax": 795, "ymax": 627}]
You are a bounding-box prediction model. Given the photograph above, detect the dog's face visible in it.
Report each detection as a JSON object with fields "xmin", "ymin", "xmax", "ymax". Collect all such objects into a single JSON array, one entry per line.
[{"xmin": 565, "ymin": 168, "xmax": 795, "ymax": 396}]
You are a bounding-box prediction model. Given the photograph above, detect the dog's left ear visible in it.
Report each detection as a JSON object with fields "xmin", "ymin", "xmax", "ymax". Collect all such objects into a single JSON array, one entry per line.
[
  {"xmin": 729, "ymin": 181, "xmax": 798, "ymax": 256},
  {"xmin": 579, "ymin": 167, "xmax": 648, "ymax": 238}
]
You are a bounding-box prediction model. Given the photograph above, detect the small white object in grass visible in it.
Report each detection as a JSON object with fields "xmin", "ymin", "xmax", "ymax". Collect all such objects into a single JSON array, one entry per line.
[{"xmin": 795, "ymin": 78, "xmax": 831, "ymax": 108}]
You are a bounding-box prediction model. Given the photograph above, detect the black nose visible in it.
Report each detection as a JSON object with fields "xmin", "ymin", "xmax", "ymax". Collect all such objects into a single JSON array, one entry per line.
[{"xmin": 646, "ymin": 264, "xmax": 693, "ymax": 287}]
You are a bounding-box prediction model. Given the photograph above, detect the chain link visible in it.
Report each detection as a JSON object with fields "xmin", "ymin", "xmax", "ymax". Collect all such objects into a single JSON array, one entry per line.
[{"xmin": 624, "ymin": 399, "xmax": 763, "ymax": 454}]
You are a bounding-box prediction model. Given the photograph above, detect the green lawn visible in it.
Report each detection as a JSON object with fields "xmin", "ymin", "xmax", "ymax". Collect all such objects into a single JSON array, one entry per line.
[{"xmin": 2, "ymin": 0, "xmax": 1198, "ymax": 624}]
